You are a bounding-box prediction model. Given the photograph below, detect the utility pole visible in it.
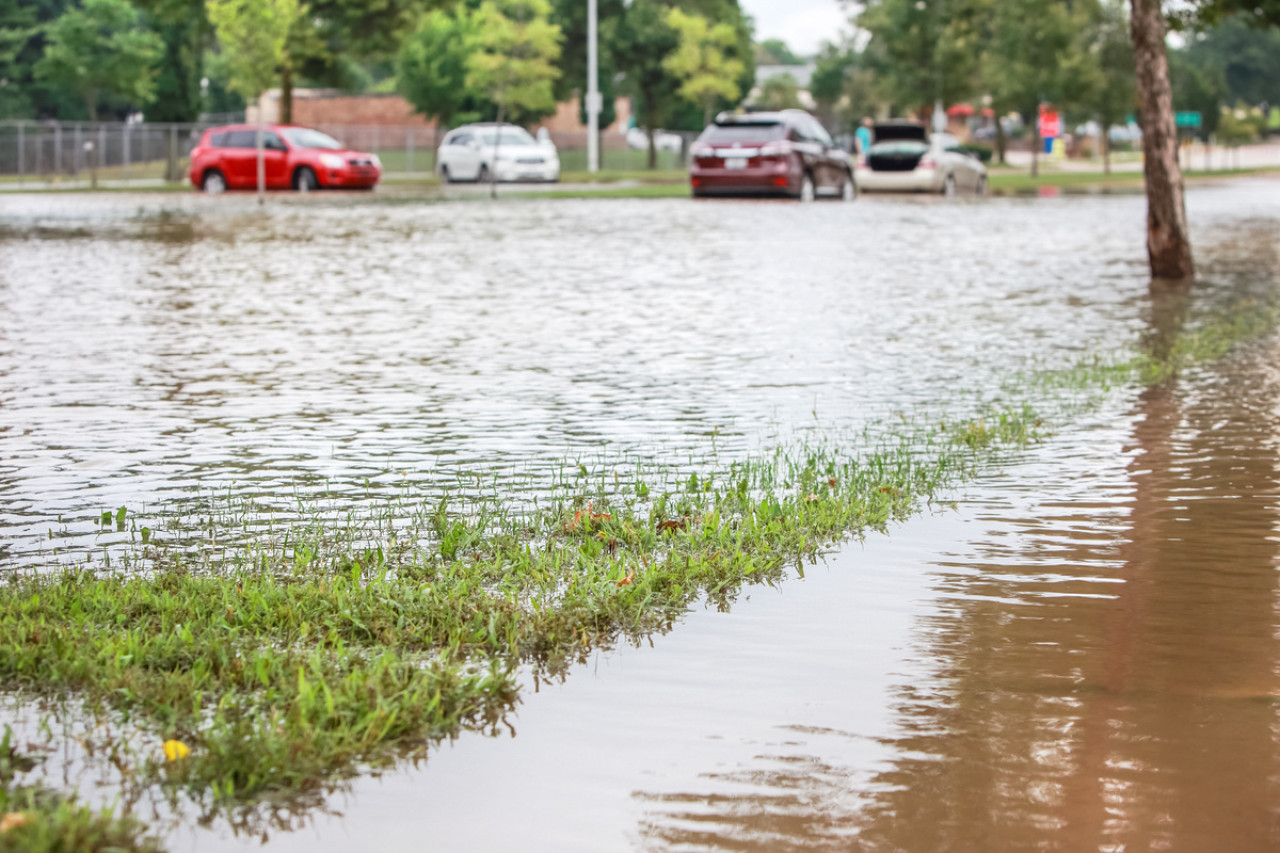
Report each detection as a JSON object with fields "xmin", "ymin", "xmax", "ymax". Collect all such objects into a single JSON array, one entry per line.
[{"xmin": 586, "ymin": 0, "xmax": 600, "ymax": 173}]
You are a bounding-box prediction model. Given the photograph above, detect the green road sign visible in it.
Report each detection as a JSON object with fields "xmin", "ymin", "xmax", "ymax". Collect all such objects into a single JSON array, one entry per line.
[{"xmin": 1175, "ymin": 111, "xmax": 1202, "ymax": 129}]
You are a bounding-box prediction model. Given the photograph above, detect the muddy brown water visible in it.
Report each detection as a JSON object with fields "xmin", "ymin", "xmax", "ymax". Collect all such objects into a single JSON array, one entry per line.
[{"xmin": 2, "ymin": 182, "xmax": 1280, "ymax": 851}]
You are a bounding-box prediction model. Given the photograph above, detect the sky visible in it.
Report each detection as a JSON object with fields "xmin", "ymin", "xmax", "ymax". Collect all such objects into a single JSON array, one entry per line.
[{"xmin": 741, "ymin": 0, "xmax": 853, "ymax": 57}]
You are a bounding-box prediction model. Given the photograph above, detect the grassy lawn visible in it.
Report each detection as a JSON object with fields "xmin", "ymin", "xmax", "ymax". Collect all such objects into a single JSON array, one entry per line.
[{"xmin": 988, "ymin": 164, "xmax": 1280, "ymax": 192}]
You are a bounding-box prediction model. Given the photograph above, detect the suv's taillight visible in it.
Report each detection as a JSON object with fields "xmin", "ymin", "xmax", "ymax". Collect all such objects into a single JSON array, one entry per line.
[
  {"xmin": 759, "ymin": 140, "xmax": 791, "ymax": 158},
  {"xmin": 691, "ymin": 143, "xmax": 714, "ymax": 158}
]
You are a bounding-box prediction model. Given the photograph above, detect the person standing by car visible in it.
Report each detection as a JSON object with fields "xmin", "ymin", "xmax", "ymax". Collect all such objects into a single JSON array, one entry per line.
[{"xmin": 855, "ymin": 118, "xmax": 873, "ymax": 155}]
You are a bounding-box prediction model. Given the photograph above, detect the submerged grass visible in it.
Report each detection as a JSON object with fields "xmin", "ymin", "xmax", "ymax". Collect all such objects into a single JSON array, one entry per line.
[{"xmin": 1, "ymin": 292, "xmax": 1277, "ymax": 849}]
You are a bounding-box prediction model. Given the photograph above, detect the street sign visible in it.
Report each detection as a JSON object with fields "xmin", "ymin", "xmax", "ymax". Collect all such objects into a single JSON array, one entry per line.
[{"xmin": 1175, "ymin": 111, "xmax": 1202, "ymax": 129}]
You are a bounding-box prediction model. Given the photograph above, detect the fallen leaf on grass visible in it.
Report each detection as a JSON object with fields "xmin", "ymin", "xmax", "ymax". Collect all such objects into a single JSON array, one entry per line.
[
  {"xmin": 617, "ymin": 567, "xmax": 635, "ymax": 586},
  {"xmin": 656, "ymin": 519, "xmax": 686, "ymax": 534}
]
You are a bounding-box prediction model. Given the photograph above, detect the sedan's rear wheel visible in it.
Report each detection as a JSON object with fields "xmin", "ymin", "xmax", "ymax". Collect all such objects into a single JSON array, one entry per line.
[
  {"xmin": 975, "ymin": 175, "xmax": 988, "ymax": 197},
  {"xmin": 440, "ymin": 164, "xmax": 454, "ymax": 184},
  {"xmin": 294, "ymin": 167, "xmax": 318, "ymax": 192},
  {"xmin": 202, "ymin": 169, "xmax": 226, "ymax": 195},
  {"xmin": 798, "ymin": 173, "xmax": 815, "ymax": 203},
  {"xmin": 942, "ymin": 174, "xmax": 957, "ymax": 197},
  {"xmin": 477, "ymin": 164, "xmax": 491, "ymax": 184}
]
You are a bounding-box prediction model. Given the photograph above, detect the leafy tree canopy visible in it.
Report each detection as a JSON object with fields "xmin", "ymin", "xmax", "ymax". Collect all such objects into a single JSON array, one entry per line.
[
  {"xmin": 466, "ymin": 0, "xmax": 562, "ymax": 124},
  {"xmin": 206, "ymin": 0, "xmax": 301, "ymax": 101},
  {"xmin": 663, "ymin": 7, "xmax": 744, "ymax": 123},
  {"xmin": 396, "ymin": 7, "xmax": 482, "ymax": 130},
  {"xmin": 34, "ymin": 0, "xmax": 163, "ymax": 121}
]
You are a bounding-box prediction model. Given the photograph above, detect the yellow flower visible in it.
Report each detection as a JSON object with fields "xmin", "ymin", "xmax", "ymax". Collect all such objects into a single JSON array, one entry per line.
[
  {"xmin": 162, "ymin": 739, "xmax": 191, "ymax": 762},
  {"xmin": 0, "ymin": 812, "xmax": 30, "ymax": 833}
]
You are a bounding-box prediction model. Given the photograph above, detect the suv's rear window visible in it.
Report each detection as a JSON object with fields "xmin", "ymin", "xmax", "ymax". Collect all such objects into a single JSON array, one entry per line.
[{"xmin": 702, "ymin": 123, "xmax": 786, "ymax": 143}]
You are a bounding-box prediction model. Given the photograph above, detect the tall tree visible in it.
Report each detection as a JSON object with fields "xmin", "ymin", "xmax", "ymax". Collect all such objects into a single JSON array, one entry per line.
[
  {"xmin": 34, "ymin": 0, "xmax": 163, "ymax": 123},
  {"xmin": 1081, "ymin": 0, "xmax": 1135, "ymax": 173},
  {"xmin": 613, "ymin": 0, "xmax": 679, "ymax": 168},
  {"xmin": 1130, "ymin": 0, "xmax": 1193, "ymax": 281},
  {"xmin": 465, "ymin": 0, "xmax": 561, "ymax": 196},
  {"xmin": 859, "ymin": 0, "xmax": 982, "ymax": 115},
  {"xmin": 206, "ymin": 0, "xmax": 301, "ymax": 202},
  {"xmin": 810, "ymin": 41, "xmax": 881, "ymax": 134},
  {"xmin": 662, "ymin": 7, "xmax": 743, "ymax": 127},
  {"xmin": 132, "ymin": 0, "xmax": 210, "ymax": 122},
  {"xmin": 396, "ymin": 7, "xmax": 480, "ymax": 150},
  {"xmin": 982, "ymin": 0, "xmax": 1096, "ymax": 176}
]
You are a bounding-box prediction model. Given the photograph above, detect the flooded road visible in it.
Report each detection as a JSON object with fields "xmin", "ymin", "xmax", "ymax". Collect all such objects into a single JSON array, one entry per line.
[{"xmin": 3, "ymin": 181, "xmax": 1280, "ymax": 851}]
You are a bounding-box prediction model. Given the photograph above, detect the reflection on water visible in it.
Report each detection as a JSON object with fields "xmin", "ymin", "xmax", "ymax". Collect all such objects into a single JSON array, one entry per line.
[{"xmin": 3, "ymin": 182, "xmax": 1280, "ymax": 851}]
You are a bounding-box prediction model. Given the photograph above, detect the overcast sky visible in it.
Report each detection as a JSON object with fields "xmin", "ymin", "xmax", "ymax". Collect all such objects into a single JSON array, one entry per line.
[{"xmin": 742, "ymin": 0, "xmax": 853, "ymax": 57}]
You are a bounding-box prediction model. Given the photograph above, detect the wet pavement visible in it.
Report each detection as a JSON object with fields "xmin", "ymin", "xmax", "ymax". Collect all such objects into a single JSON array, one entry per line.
[{"xmin": 2, "ymin": 181, "xmax": 1280, "ymax": 850}]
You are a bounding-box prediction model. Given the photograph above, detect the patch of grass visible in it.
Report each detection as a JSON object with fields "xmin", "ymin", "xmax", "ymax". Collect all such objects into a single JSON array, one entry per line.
[
  {"xmin": 2, "ymin": 292, "xmax": 1277, "ymax": 841},
  {"xmin": 987, "ymin": 164, "xmax": 1280, "ymax": 193}
]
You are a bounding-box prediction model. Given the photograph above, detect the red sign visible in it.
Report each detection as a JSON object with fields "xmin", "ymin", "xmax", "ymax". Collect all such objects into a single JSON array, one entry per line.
[{"xmin": 1038, "ymin": 105, "xmax": 1061, "ymax": 139}]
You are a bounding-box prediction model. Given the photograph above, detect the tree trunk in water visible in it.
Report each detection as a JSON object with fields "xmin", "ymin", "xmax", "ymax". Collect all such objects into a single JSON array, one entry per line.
[
  {"xmin": 1129, "ymin": 0, "xmax": 1193, "ymax": 283},
  {"xmin": 280, "ymin": 64, "xmax": 293, "ymax": 125},
  {"xmin": 994, "ymin": 116, "xmax": 1007, "ymax": 165}
]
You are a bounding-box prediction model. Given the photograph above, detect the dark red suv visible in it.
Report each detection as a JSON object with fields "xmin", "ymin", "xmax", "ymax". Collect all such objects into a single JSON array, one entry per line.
[
  {"xmin": 689, "ymin": 110, "xmax": 855, "ymax": 201},
  {"xmin": 188, "ymin": 124, "xmax": 381, "ymax": 193}
]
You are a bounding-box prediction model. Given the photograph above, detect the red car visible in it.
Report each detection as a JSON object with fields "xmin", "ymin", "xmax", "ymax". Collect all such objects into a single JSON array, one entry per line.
[
  {"xmin": 689, "ymin": 110, "xmax": 855, "ymax": 201},
  {"xmin": 188, "ymin": 124, "xmax": 381, "ymax": 193}
]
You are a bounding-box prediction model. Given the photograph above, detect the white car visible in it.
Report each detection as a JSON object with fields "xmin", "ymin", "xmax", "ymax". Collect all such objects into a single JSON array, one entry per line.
[
  {"xmin": 855, "ymin": 121, "xmax": 987, "ymax": 196},
  {"xmin": 437, "ymin": 123, "xmax": 560, "ymax": 183},
  {"xmin": 625, "ymin": 126, "xmax": 684, "ymax": 152}
]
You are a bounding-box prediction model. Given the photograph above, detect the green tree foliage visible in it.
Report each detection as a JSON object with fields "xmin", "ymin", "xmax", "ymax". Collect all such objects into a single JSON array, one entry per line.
[
  {"xmin": 1078, "ymin": 0, "xmax": 1135, "ymax": 171},
  {"xmin": 34, "ymin": 0, "xmax": 163, "ymax": 121},
  {"xmin": 0, "ymin": 0, "xmax": 41, "ymax": 117},
  {"xmin": 1168, "ymin": 49, "xmax": 1224, "ymax": 141},
  {"xmin": 205, "ymin": 0, "xmax": 300, "ymax": 103},
  {"xmin": 613, "ymin": 0, "xmax": 679, "ymax": 166},
  {"xmin": 1179, "ymin": 15, "xmax": 1280, "ymax": 107},
  {"xmin": 132, "ymin": 0, "xmax": 209, "ymax": 122},
  {"xmin": 858, "ymin": 0, "xmax": 983, "ymax": 113},
  {"xmin": 981, "ymin": 0, "xmax": 1098, "ymax": 174},
  {"xmin": 810, "ymin": 41, "xmax": 881, "ymax": 133},
  {"xmin": 396, "ymin": 8, "xmax": 481, "ymax": 136},
  {"xmin": 753, "ymin": 72, "xmax": 802, "ymax": 110},
  {"xmin": 1174, "ymin": 0, "xmax": 1280, "ymax": 30},
  {"xmin": 662, "ymin": 7, "xmax": 743, "ymax": 125},
  {"xmin": 754, "ymin": 37, "xmax": 802, "ymax": 65},
  {"xmin": 465, "ymin": 0, "xmax": 562, "ymax": 125}
]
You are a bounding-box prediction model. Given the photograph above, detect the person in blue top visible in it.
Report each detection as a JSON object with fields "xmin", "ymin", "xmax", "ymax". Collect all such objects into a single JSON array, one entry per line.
[{"xmin": 855, "ymin": 118, "xmax": 873, "ymax": 154}]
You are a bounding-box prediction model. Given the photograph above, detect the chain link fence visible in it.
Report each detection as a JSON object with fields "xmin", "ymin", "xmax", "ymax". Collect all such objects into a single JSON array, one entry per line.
[{"xmin": 0, "ymin": 120, "xmax": 693, "ymax": 188}]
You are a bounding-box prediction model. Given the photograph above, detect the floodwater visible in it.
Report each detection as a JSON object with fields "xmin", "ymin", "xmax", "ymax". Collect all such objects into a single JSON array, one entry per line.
[{"xmin": 2, "ymin": 181, "xmax": 1280, "ymax": 851}]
